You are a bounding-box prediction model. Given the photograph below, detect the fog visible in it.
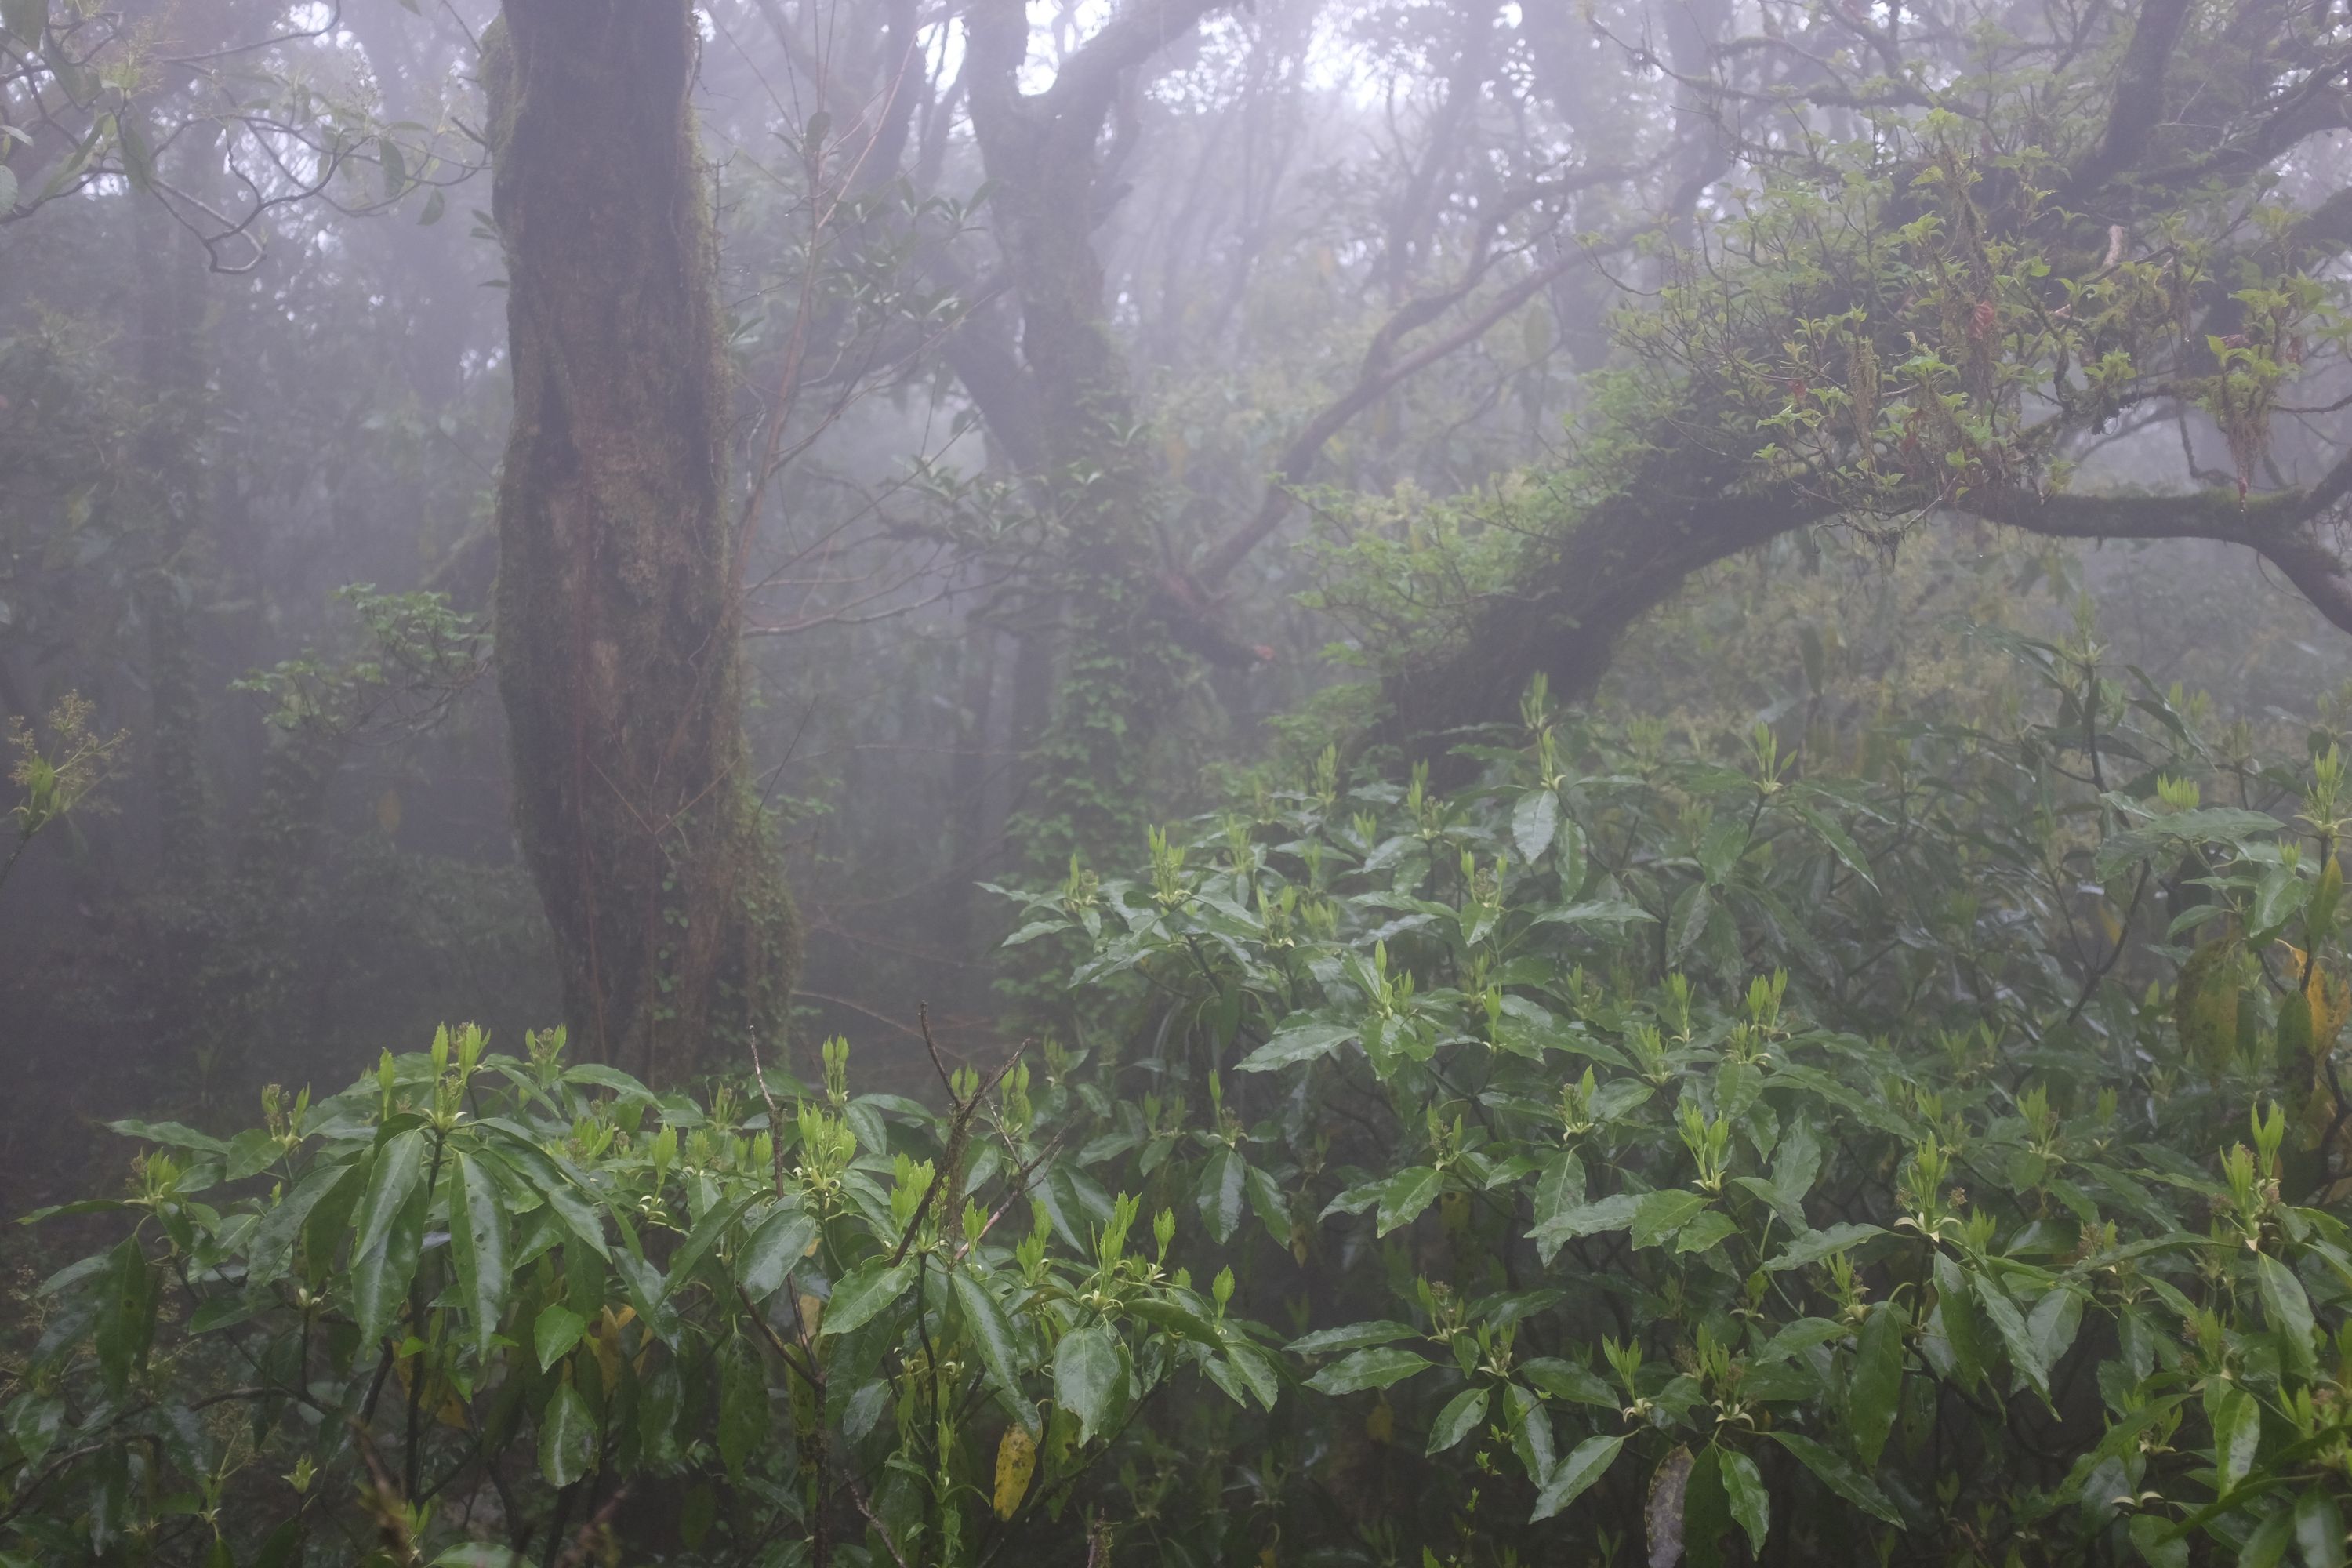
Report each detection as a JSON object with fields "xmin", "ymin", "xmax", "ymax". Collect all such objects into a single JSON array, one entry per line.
[{"xmin": 5, "ymin": 0, "xmax": 2352, "ymax": 1559}]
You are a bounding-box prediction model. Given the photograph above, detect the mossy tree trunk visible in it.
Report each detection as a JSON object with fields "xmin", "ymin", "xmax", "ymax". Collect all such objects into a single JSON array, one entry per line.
[
  {"xmin": 485, "ymin": 0, "xmax": 797, "ymax": 1085},
  {"xmin": 964, "ymin": 0, "xmax": 1226, "ymax": 884}
]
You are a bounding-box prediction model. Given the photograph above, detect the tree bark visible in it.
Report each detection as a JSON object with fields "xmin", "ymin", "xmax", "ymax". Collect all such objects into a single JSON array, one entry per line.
[
  {"xmin": 1373, "ymin": 436, "xmax": 1822, "ymax": 771},
  {"xmin": 485, "ymin": 0, "xmax": 797, "ymax": 1085},
  {"xmin": 963, "ymin": 0, "xmax": 1229, "ymax": 880}
]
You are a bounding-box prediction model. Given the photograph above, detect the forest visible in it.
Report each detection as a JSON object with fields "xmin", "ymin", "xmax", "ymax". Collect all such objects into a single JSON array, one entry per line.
[{"xmin": 7, "ymin": 0, "xmax": 2352, "ymax": 1561}]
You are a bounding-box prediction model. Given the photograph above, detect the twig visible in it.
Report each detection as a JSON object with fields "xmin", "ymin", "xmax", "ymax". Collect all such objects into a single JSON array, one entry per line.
[
  {"xmin": 888, "ymin": 1018, "xmax": 1025, "ymax": 1265},
  {"xmin": 748, "ymin": 1027, "xmax": 790, "ymax": 1196}
]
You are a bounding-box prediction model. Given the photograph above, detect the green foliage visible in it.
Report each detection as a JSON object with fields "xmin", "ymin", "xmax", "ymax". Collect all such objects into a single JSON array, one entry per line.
[
  {"xmin": 2, "ymin": 688, "xmax": 124, "ymax": 895},
  {"xmin": 230, "ymin": 586, "xmax": 487, "ymax": 743},
  {"xmin": 3, "ymin": 1023, "xmax": 1277, "ymax": 1566},
  {"xmin": 981, "ymin": 633, "xmax": 2352, "ymax": 1564},
  {"xmin": 27, "ymin": 629, "xmax": 2352, "ymax": 1564}
]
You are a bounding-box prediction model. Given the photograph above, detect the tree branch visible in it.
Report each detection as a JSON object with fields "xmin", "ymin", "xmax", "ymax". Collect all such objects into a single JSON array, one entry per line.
[
  {"xmin": 1962, "ymin": 454, "xmax": 2352, "ymax": 635},
  {"xmin": 1196, "ymin": 232, "xmax": 1624, "ymax": 589},
  {"xmin": 2067, "ymin": 0, "xmax": 2195, "ymax": 195}
]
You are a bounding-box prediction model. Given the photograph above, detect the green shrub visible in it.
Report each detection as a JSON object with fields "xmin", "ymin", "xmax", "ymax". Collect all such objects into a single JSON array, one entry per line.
[{"xmin": 13, "ymin": 624, "xmax": 2352, "ymax": 1566}]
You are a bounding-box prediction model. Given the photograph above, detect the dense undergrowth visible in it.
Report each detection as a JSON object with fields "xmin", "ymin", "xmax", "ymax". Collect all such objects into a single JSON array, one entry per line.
[{"xmin": 14, "ymin": 622, "xmax": 2352, "ymax": 1566}]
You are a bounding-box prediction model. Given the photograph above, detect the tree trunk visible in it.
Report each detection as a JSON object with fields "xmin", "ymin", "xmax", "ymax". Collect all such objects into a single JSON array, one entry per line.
[
  {"xmin": 1373, "ymin": 435, "xmax": 1820, "ymax": 775},
  {"xmin": 133, "ymin": 194, "xmax": 212, "ymax": 900},
  {"xmin": 485, "ymin": 0, "xmax": 797, "ymax": 1085},
  {"xmin": 965, "ymin": 0, "xmax": 1199, "ymax": 882}
]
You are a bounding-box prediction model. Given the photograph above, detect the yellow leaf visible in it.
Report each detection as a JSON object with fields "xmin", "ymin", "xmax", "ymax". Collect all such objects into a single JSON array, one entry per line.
[
  {"xmin": 375, "ymin": 786, "xmax": 402, "ymax": 834},
  {"xmin": 1365, "ymin": 1396, "xmax": 1394, "ymax": 1445},
  {"xmin": 586, "ymin": 1305, "xmax": 631, "ymax": 1389},
  {"xmin": 993, "ymin": 1424, "xmax": 1036, "ymax": 1519},
  {"xmin": 2175, "ymin": 938, "xmax": 2242, "ymax": 1081},
  {"xmin": 2308, "ymin": 963, "xmax": 2351, "ymax": 1051}
]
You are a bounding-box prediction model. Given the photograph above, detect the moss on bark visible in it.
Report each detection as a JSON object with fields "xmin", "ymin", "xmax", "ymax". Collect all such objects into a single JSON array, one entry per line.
[{"xmin": 485, "ymin": 1, "xmax": 798, "ymax": 1085}]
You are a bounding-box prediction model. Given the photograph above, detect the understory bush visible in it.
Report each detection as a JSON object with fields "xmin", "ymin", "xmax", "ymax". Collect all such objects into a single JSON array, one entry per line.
[{"xmin": 15, "ymin": 623, "xmax": 2352, "ymax": 1566}]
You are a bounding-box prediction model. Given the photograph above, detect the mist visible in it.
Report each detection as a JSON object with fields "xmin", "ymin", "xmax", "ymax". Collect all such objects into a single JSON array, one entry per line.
[{"xmin": 5, "ymin": 0, "xmax": 2352, "ymax": 1560}]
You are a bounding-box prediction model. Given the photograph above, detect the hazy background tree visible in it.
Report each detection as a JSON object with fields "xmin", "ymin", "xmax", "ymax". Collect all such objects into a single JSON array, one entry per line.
[{"xmin": 2, "ymin": 0, "xmax": 2350, "ymax": 1138}]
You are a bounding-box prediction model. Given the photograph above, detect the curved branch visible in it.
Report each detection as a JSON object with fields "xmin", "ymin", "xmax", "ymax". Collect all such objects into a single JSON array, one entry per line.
[
  {"xmin": 1961, "ymin": 453, "xmax": 2352, "ymax": 635},
  {"xmin": 2066, "ymin": 0, "xmax": 2195, "ymax": 196},
  {"xmin": 1194, "ymin": 176, "xmax": 1641, "ymax": 589},
  {"xmin": 1196, "ymin": 245, "xmax": 1596, "ymax": 589}
]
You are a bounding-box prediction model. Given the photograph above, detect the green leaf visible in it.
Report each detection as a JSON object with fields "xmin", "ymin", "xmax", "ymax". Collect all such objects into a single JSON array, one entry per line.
[
  {"xmin": 480, "ymin": 1127, "xmax": 610, "ymax": 1261},
  {"xmin": 225, "ymin": 1129, "xmax": 282, "ymax": 1181},
  {"xmin": 1235, "ymin": 1023, "xmax": 1356, "ymax": 1073},
  {"xmin": 534, "ymin": 1303, "xmax": 587, "ymax": 1372},
  {"xmin": 1773, "ymin": 1120, "xmax": 1824, "ymax": 1207},
  {"xmin": 2241, "ymin": 1509, "xmax": 2297, "ymax": 1568},
  {"xmin": 2215, "ymin": 1385, "xmax": 2261, "ymax": 1491},
  {"xmin": 447, "ymin": 1152, "xmax": 507, "ymax": 1360},
  {"xmin": 1631, "ymin": 1189, "xmax": 1708, "ymax": 1249},
  {"xmin": 2298, "ymin": 1492, "xmax": 2347, "ymax": 1568},
  {"xmin": 1054, "ymin": 1320, "xmax": 1128, "ymax": 1443},
  {"xmin": 1697, "ymin": 814, "xmax": 1749, "ymax": 883},
  {"xmin": 1970, "ymin": 1271, "xmax": 2049, "ymax": 1397},
  {"xmin": 2256, "ymin": 1253, "xmax": 2319, "ymax": 1374},
  {"xmin": 739, "ymin": 1203, "xmax": 818, "ymax": 1301},
  {"xmin": 1675, "ymin": 1211, "xmax": 1738, "ymax": 1253},
  {"xmin": 1763, "ymin": 1223, "xmax": 1886, "ymax": 1272},
  {"xmin": 1287, "ymin": 1321, "xmax": 1417, "ymax": 1356},
  {"xmin": 2128, "ymin": 1514, "xmax": 2188, "ymax": 1568},
  {"xmin": 350, "ymin": 1130, "xmax": 430, "ymax": 1347},
  {"xmin": 1931, "ymin": 1253, "xmax": 1991, "ymax": 1390},
  {"xmin": 1530, "ymin": 1192, "xmax": 1639, "ymax": 1246},
  {"xmin": 1123, "ymin": 1295, "xmax": 1221, "ymax": 1345},
  {"xmin": 1530, "ymin": 1433, "xmax": 1625, "ymax": 1523},
  {"xmin": 1756, "ymin": 1317, "xmax": 1847, "ymax": 1363},
  {"xmin": 1791, "ymin": 803, "xmax": 1878, "ymax": 891},
  {"xmin": 1719, "ymin": 1447, "xmax": 1770, "ymax": 1555},
  {"xmin": 1530, "ymin": 898, "xmax": 1653, "ymax": 930},
  {"xmin": 951, "ymin": 1269, "xmax": 1030, "ymax": 1425},
  {"xmin": 1514, "ymin": 788, "xmax": 1560, "ymax": 862},
  {"xmin": 1196, "ymin": 1147, "xmax": 1246, "ymax": 1243},
  {"xmin": 1427, "ymin": 1387, "xmax": 1490, "ymax": 1454},
  {"xmin": 661, "ymin": 1192, "xmax": 754, "ymax": 1302},
  {"xmin": 2094, "ymin": 807, "xmax": 2283, "ymax": 879},
  {"xmin": 1769, "ymin": 1432, "xmax": 1902, "ymax": 1525},
  {"xmin": 1376, "ymin": 1166, "xmax": 1443, "ymax": 1237},
  {"xmin": 1555, "ymin": 818, "xmax": 1589, "ymax": 898},
  {"xmin": 242, "ymin": 1158, "xmax": 361, "ymax": 1292},
  {"xmin": 115, "ymin": 114, "xmax": 153, "ymax": 193},
  {"xmin": 560, "ymin": 1064, "xmax": 658, "ymax": 1102},
  {"xmin": 2027, "ymin": 1284, "xmax": 2084, "ymax": 1374},
  {"xmin": 717, "ymin": 1336, "xmax": 765, "ymax": 1478},
  {"xmin": 9, "ymin": 1396, "xmax": 62, "ymax": 1468},
  {"xmin": 1669, "ymin": 884, "xmax": 1714, "ymax": 960},
  {"xmin": 1221, "ymin": 1342, "xmax": 1283, "ymax": 1410},
  {"xmin": 1847, "ymin": 1301, "xmax": 1904, "ymax": 1467},
  {"xmin": 1245, "ymin": 1161, "xmax": 1290, "ymax": 1243},
  {"xmin": 106, "ymin": 1119, "xmax": 229, "ymax": 1156},
  {"xmin": 537, "ymin": 1381, "xmax": 595, "ymax": 1488},
  {"xmin": 1519, "ymin": 1357, "xmax": 1617, "ymax": 1406},
  {"xmin": 821, "ymin": 1257, "xmax": 915, "ymax": 1339},
  {"xmin": 1305, "ymin": 1345, "xmax": 1432, "ymax": 1394}
]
